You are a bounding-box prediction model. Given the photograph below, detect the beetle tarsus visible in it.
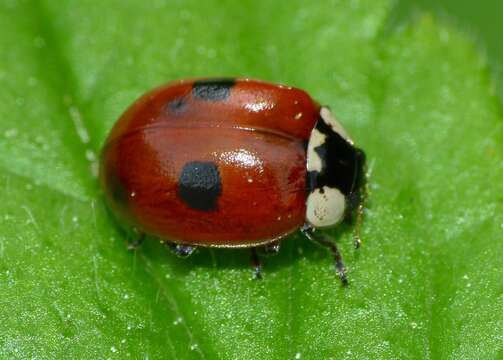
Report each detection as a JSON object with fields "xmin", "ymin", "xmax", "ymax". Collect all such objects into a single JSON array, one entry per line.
[
  {"xmin": 250, "ymin": 248, "xmax": 263, "ymax": 280},
  {"xmin": 127, "ymin": 233, "xmax": 145, "ymax": 251},
  {"xmin": 258, "ymin": 241, "xmax": 281, "ymax": 256},
  {"xmin": 302, "ymin": 226, "xmax": 348, "ymax": 285},
  {"xmin": 354, "ymin": 236, "xmax": 361, "ymax": 249},
  {"xmin": 353, "ymin": 202, "xmax": 364, "ymax": 249},
  {"xmin": 166, "ymin": 242, "xmax": 196, "ymax": 258},
  {"xmin": 343, "ymin": 147, "xmax": 367, "ymax": 250},
  {"xmin": 353, "ymin": 178, "xmax": 368, "ymax": 250}
]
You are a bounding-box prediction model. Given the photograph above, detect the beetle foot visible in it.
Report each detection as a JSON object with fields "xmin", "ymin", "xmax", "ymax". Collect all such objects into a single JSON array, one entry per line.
[
  {"xmin": 166, "ymin": 242, "xmax": 196, "ymax": 258},
  {"xmin": 250, "ymin": 248, "xmax": 263, "ymax": 280},
  {"xmin": 354, "ymin": 235, "xmax": 361, "ymax": 249},
  {"xmin": 127, "ymin": 233, "xmax": 145, "ymax": 251},
  {"xmin": 302, "ymin": 225, "xmax": 348, "ymax": 286}
]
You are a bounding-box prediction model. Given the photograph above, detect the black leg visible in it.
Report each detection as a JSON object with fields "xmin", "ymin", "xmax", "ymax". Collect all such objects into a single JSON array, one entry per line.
[
  {"xmin": 346, "ymin": 184, "xmax": 367, "ymax": 250},
  {"xmin": 345, "ymin": 148, "xmax": 369, "ymax": 249},
  {"xmin": 354, "ymin": 169, "xmax": 369, "ymax": 249},
  {"xmin": 250, "ymin": 248, "xmax": 262, "ymax": 280},
  {"xmin": 302, "ymin": 225, "xmax": 348, "ymax": 285},
  {"xmin": 166, "ymin": 242, "xmax": 196, "ymax": 258},
  {"xmin": 127, "ymin": 232, "xmax": 145, "ymax": 250},
  {"xmin": 353, "ymin": 199, "xmax": 365, "ymax": 249}
]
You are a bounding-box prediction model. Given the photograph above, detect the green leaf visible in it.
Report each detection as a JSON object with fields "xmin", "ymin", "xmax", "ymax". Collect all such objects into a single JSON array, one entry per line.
[{"xmin": 1, "ymin": 1, "xmax": 502, "ymax": 359}]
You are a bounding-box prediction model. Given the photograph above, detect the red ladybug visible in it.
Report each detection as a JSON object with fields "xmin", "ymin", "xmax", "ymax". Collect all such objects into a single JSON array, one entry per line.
[{"xmin": 100, "ymin": 78, "xmax": 366, "ymax": 283}]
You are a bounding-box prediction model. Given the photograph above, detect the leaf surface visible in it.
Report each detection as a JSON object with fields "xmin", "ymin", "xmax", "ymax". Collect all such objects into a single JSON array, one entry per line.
[{"xmin": 0, "ymin": 1, "xmax": 502, "ymax": 359}]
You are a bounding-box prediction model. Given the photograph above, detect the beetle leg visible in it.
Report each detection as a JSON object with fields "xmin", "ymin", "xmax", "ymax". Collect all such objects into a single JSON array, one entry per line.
[
  {"xmin": 345, "ymin": 149, "xmax": 369, "ymax": 249},
  {"xmin": 352, "ymin": 191, "xmax": 366, "ymax": 249},
  {"xmin": 127, "ymin": 232, "xmax": 145, "ymax": 251},
  {"xmin": 250, "ymin": 248, "xmax": 263, "ymax": 280},
  {"xmin": 302, "ymin": 225, "xmax": 348, "ymax": 285},
  {"xmin": 166, "ymin": 242, "xmax": 196, "ymax": 258},
  {"xmin": 354, "ymin": 168, "xmax": 370, "ymax": 249},
  {"xmin": 258, "ymin": 241, "xmax": 281, "ymax": 256}
]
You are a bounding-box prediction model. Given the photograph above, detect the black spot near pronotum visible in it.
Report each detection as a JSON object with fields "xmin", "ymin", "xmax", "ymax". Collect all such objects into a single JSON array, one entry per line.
[
  {"xmin": 192, "ymin": 79, "xmax": 236, "ymax": 101},
  {"xmin": 165, "ymin": 96, "xmax": 188, "ymax": 115},
  {"xmin": 178, "ymin": 161, "xmax": 222, "ymax": 211}
]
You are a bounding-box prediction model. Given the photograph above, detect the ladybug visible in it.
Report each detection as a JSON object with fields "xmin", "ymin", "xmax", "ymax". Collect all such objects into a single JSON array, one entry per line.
[{"xmin": 100, "ymin": 78, "xmax": 366, "ymax": 284}]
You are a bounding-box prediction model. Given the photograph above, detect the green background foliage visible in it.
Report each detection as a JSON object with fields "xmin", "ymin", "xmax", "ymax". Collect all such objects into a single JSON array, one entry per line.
[{"xmin": 0, "ymin": 0, "xmax": 502, "ymax": 359}]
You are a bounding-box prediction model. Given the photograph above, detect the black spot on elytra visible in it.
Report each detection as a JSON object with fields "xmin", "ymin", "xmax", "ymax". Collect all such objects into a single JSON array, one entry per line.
[
  {"xmin": 165, "ymin": 96, "xmax": 189, "ymax": 115},
  {"xmin": 192, "ymin": 79, "xmax": 235, "ymax": 101},
  {"xmin": 178, "ymin": 161, "xmax": 222, "ymax": 211},
  {"xmin": 307, "ymin": 118, "xmax": 366, "ymax": 199}
]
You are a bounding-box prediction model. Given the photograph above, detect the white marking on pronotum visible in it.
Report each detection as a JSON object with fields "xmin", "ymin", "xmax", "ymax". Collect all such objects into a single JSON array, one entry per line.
[
  {"xmin": 306, "ymin": 186, "xmax": 346, "ymax": 227},
  {"xmin": 306, "ymin": 128, "xmax": 325, "ymax": 172},
  {"xmin": 320, "ymin": 107, "xmax": 352, "ymax": 144}
]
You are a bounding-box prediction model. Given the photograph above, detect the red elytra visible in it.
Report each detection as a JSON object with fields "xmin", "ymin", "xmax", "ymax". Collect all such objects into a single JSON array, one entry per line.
[{"xmin": 100, "ymin": 79, "xmax": 319, "ymax": 247}]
